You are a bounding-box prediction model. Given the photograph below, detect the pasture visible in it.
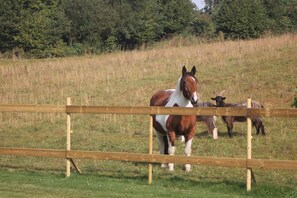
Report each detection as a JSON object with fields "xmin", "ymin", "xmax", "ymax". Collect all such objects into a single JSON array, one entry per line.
[{"xmin": 0, "ymin": 34, "xmax": 297, "ymax": 197}]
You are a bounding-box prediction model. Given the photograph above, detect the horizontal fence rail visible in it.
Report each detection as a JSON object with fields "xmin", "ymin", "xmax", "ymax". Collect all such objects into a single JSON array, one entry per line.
[
  {"xmin": 1, "ymin": 105, "xmax": 297, "ymax": 117},
  {"xmin": 0, "ymin": 104, "xmax": 66, "ymax": 113},
  {"xmin": 0, "ymin": 147, "xmax": 296, "ymax": 170},
  {"xmin": 1, "ymin": 103, "xmax": 297, "ymax": 192}
]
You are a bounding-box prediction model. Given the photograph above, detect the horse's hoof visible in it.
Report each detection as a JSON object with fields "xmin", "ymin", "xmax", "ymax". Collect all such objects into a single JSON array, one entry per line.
[
  {"xmin": 161, "ymin": 164, "xmax": 167, "ymax": 168},
  {"xmin": 168, "ymin": 163, "xmax": 174, "ymax": 171},
  {"xmin": 184, "ymin": 164, "xmax": 191, "ymax": 172}
]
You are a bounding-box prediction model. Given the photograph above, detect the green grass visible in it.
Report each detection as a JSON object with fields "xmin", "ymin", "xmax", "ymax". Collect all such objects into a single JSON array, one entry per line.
[
  {"xmin": 0, "ymin": 169, "xmax": 296, "ymax": 198},
  {"xmin": 0, "ymin": 34, "xmax": 297, "ymax": 196}
]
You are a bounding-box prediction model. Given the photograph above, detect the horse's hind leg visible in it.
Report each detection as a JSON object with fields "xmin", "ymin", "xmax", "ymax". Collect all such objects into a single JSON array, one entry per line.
[{"xmin": 156, "ymin": 133, "xmax": 168, "ymax": 168}]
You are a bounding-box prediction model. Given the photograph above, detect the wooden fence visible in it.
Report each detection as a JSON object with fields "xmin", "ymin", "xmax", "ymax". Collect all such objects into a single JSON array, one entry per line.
[{"xmin": 1, "ymin": 98, "xmax": 297, "ymax": 192}]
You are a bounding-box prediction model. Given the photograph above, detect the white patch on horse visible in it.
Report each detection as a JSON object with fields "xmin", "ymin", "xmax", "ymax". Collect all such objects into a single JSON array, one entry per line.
[{"xmin": 155, "ymin": 77, "xmax": 193, "ymax": 132}]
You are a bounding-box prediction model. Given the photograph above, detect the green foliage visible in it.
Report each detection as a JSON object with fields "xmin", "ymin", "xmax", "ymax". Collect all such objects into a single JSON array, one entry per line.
[
  {"xmin": 192, "ymin": 11, "xmax": 216, "ymax": 37},
  {"xmin": 213, "ymin": 0, "xmax": 267, "ymax": 39},
  {"xmin": 264, "ymin": 0, "xmax": 296, "ymax": 34},
  {"xmin": 0, "ymin": 0, "xmax": 70, "ymax": 58},
  {"xmin": 0, "ymin": 0, "xmax": 22, "ymax": 52},
  {"xmin": 61, "ymin": 0, "xmax": 115, "ymax": 53},
  {"xmin": 159, "ymin": 0, "xmax": 196, "ymax": 36},
  {"xmin": 132, "ymin": 1, "xmax": 165, "ymax": 43},
  {"xmin": 0, "ymin": 0, "xmax": 296, "ymax": 58},
  {"xmin": 287, "ymin": 1, "xmax": 297, "ymax": 31},
  {"xmin": 204, "ymin": 0, "xmax": 221, "ymax": 14}
]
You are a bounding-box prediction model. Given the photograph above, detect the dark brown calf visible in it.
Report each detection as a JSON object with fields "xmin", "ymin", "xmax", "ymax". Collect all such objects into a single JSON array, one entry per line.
[{"xmin": 211, "ymin": 95, "xmax": 265, "ymax": 138}]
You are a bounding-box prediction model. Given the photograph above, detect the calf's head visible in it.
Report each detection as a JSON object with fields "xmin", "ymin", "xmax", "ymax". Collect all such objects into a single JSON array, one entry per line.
[{"xmin": 211, "ymin": 96, "xmax": 226, "ymax": 107}]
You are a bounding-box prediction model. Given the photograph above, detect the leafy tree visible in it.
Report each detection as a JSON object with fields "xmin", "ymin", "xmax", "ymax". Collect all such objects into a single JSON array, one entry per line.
[
  {"xmin": 213, "ymin": 0, "xmax": 267, "ymax": 39},
  {"xmin": 17, "ymin": 1, "xmax": 70, "ymax": 57},
  {"xmin": 204, "ymin": 0, "xmax": 221, "ymax": 14},
  {"xmin": 0, "ymin": 0, "xmax": 22, "ymax": 53},
  {"xmin": 110, "ymin": 1, "xmax": 139, "ymax": 50},
  {"xmin": 263, "ymin": 0, "xmax": 295, "ymax": 34},
  {"xmin": 0, "ymin": 0, "xmax": 70, "ymax": 58},
  {"xmin": 4, "ymin": 0, "xmax": 295, "ymax": 58},
  {"xmin": 114, "ymin": 0, "xmax": 166, "ymax": 48},
  {"xmin": 287, "ymin": 1, "xmax": 297, "ymax": 31},
  {"xmin": 158, "ymin": 0, "xmax": 196, "ymax": 36},
  {"xmin": 62, "ymin": 0, "xmax": 117, "ymax": 53},
  {"xmin": 192, "ymin": 10, "xmax": 215, "ymax": 37},
  {"xmin": 130, "ymin": 1, "xmax": 165, "ymax": 44}
]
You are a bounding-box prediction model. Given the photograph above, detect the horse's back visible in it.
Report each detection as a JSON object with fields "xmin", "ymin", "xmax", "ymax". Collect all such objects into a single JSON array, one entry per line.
[
  {"xmin": 239, "ymin": 100, "xmax": 264, "ymax": 108},
  {"xmin": 150, "ymin": 89, "xmax": 174, "ymax": 107}
]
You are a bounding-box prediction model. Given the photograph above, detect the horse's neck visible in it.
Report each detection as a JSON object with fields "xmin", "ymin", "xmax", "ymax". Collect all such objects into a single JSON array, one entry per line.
[
  {"xmin": 166, "ymin": 77, "xmax": 192, "ymax": 107},
  {"xmin": 167, "ymin": 93, "xmax": 191, "ymax": 107}
]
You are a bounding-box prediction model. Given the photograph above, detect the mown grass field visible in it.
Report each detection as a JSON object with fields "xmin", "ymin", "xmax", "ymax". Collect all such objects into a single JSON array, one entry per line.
[{"xmin": 0, "ymin": 34, "xmax": 297, "ymax": 197}]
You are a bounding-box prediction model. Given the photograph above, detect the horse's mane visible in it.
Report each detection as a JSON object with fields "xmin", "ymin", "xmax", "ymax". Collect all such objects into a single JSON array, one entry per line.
[{"xmin": 168, "ymin": 77, "xmax": 182, "ymax": 102}]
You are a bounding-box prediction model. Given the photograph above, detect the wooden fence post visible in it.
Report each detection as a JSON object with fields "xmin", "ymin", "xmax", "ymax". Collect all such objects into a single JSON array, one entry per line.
[
  {"xmin": 247, "ymin": 98, "xmax": 252, "ymax": 191},
  {"xmin": 148, "ymin": 115, "xmax": 153, "ymax": 184},
  {"xmin": 66, "ymin": 97, "xmax": 71, "ymax": 177}
]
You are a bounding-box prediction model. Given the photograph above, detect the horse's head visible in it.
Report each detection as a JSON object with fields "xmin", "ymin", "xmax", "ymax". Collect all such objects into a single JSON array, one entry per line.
[{"xmin": 180, "ymin": 66, "xmax": 198, "ymax": 105}]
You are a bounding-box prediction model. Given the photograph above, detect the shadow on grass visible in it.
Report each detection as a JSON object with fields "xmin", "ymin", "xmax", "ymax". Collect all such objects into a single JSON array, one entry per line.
[
  {"xmin": 81, "ymin": 170, "xmax": 297, "ymax": 197},
  {"xmin": 1, "ymin": 167, "xmax": 296, "ymax": 197}
]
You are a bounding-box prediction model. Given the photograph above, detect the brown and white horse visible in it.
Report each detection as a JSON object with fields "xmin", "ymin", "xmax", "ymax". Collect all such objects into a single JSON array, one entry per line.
[{"xmin": 150, "ymin": 66, "xmax": 198, "ymax": 172}]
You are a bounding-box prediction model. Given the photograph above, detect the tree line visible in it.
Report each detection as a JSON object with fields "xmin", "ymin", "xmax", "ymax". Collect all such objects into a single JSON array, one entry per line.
[{"xmin": 0, "ymin": 0, "xmax": 296, "ymax": 58}]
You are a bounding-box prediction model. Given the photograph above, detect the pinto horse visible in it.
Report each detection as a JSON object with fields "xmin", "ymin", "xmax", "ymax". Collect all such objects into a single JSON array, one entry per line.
[{"xmin": 150, "ymin": 66, "xmax": 198, "ymax": 172}]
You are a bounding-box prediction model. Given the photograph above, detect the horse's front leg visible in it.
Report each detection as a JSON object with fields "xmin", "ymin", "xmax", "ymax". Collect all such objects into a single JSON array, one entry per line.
[
  {"xmin": 184, "ymin": 137, "xmax": 193, "ymax": 172},
  {"xmin": 167, "ymin": 131, "xmax": 176, "ymax": 171}
]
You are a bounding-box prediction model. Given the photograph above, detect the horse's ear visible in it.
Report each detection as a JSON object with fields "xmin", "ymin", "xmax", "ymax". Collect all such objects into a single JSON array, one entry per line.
[
  {"xmin": 182, "ymin": 66, "xmax": 187, "ymax": 76},
  {"xmin": 191, "ymin": 66, "xmax": 196, "ymax": 75}
]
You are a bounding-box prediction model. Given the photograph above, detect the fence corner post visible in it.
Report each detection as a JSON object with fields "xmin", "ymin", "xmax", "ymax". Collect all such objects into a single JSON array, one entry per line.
[
  {"xmin": 66, "ymin": 97, "xmax": 71, "ymax": 177},
  {"xmin": 247, "ymin": 97, "xmax": 252, "ymax": 191}
]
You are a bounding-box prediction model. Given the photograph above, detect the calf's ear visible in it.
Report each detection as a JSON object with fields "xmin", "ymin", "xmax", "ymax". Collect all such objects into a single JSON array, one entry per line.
[{"xmin": 211, "ymin": 97, "xmax": 216, "ymax": 100}]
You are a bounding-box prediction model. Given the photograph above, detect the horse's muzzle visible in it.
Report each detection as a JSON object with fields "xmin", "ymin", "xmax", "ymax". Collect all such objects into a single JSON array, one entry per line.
[{"xmin": 190, "ymin": 98, "xmax": 198, "ymax": 105}]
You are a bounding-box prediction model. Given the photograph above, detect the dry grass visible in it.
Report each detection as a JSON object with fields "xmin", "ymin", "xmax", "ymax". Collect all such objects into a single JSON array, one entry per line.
[
  {"xmin": 0, "ymin": 34, "xmax": 295, "ymax": 107},
  {"xmin": 0, "ymin": 33, "xmax": 297, "ymax": 189}
]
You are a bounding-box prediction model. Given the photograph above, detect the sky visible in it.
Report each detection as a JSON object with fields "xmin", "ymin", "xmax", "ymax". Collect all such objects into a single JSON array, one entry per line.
[{"xmin": 192, "ymin": 0, "xmax": 205, "ymax": 9}]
